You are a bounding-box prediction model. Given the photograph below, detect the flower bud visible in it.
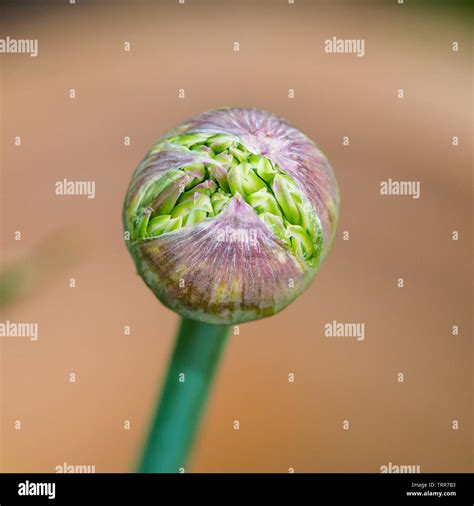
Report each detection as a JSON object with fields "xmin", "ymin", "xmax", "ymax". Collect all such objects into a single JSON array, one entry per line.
[{"xmin": 123, "ymin": 108, "xmax": 339, "ymax": 325}]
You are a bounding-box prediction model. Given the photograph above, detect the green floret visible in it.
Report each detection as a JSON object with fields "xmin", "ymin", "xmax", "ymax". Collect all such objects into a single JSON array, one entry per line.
[{"xmin": 131, "ymin": 132, "xmax": 323, "ymax": 265}]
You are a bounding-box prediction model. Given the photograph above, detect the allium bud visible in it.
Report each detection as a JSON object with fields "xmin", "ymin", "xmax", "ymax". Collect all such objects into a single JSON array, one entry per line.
[{"xmin": 123, "ymin": 108, "xmax": 339, "ymax": 325}]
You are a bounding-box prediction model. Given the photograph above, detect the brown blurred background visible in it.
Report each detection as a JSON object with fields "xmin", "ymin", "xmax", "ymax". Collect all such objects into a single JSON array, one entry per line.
[{"xmin": 0, "ymin": 0, "xmax": 471, "ymax": 473}]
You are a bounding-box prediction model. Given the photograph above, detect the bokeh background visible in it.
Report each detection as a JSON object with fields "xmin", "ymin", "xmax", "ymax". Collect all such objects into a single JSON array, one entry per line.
[{"xmin": 0, "ymin": 0, "xmax": 472, "ymax": 473}]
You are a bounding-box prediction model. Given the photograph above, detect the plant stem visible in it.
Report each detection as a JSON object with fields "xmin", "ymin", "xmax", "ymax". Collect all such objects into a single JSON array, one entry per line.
[{"xmin": 138, "ymin": 317, "xmax": 230, "ymax": 473}]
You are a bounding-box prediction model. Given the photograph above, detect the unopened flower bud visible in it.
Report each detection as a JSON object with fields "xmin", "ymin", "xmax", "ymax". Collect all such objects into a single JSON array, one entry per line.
[{"xmin": 123, "ymin": 108, "xmax": 339, "ymax": 324}]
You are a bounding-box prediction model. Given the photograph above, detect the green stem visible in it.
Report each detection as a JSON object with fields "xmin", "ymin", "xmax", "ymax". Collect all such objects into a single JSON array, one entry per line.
[{"xmin": 138, "ymin": 317, "xmax": 230, "ymax": 473}]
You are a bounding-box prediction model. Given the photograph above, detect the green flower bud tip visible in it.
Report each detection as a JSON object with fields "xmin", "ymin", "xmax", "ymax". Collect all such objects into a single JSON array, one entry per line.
[
  {"xmin": 123, "ymin": 108, "xmax": 339, "ymax": 325},
  {"xmin": 129, "ymin": 137, "xmax": 318, "ymax": 262}
]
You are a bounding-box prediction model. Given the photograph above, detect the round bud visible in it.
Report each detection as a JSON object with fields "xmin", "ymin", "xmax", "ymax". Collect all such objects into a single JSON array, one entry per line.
[{"xmin": 123, "ymin": 108, "xmax": 339, "ymax": 324}]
